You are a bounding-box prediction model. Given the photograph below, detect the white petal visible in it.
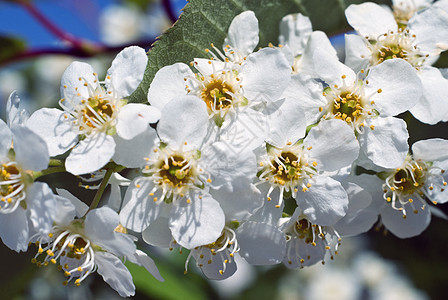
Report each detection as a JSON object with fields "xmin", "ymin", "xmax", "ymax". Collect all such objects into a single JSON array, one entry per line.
[
  {"xmin": 147, "ymin": 63, "xmax": 193, "ymax": 110},
  {"xmin": 26, "ymin": 108, "xmax": 78, "ymax": 156},
  {"xmin": 0, "ymin": 119, "xmax": 12, "ymax": 159},
  {"xmin": 119, "ymin": 178, "xmax": 161, "ymax": 232},
  {"xmin": 333, "ymin": 182, "xmax": 378, "ymax": 236},
  {"xmin": 202, "ymin": 141, "xmax": 257, "ymax": 191},
  {"xmin": 297, "ymin": 176, "xmax": 348, "ymax": 226},
  {"xmin": 313, "ymin": 47, "xmax": 356, "ymax": 87},
  {"xmin": 297, "ymin": 31, "xmax": 337, "ymax": 76},
  {"xmin": 0, "ymin": 207, "xmax": 29, "ymax": 252},
  {"xmin": 85, "ymin": 207, "xmax": 136, "ymax": 258},
  {"xmin": 113, "ymin": 127, "xmax": 157, "ymax": 168},
  {"xmin": 345, "ymin": 3, "xmax": 397, "ymax": 38},
  {"xmin": 116, "ymin": 104, "xmax": 160, "ymax": 140},
  {"xmin": 169, "ymin": 193, "xmax": 224, "ymax": 249},
  {"xmin": 278, "ymin": 13, "xmax": 312, "ymax": 56},
  {"xmin": 359, "ymin": 117, "xmax": 409, "ymax": 169},
  {"xmin": 134, "ymin": 250, "xmax": 164, "ymax": 282},
  {"xmin": 409, "ymin": 6, "xmax": 448, "ymax": 55},
  {"xmin": 196, "ymin": 251, "xmax": 237, "ymax": 280},
  {"xmin": 266, "ymin": 97, "xmax": 307, "ymax": 147},
  {"xmin": 367, "ymin": 59, "xmax": 422, "ymax": 116},
  {"xmin": 305, "ymin": 119, "xmax": 359, "ymax": 172},
  {"xmin": 6, "ymin": 91, "xmax": 29, "ymax": 127},
  {"xmin": 242, "ymin": 47, "xmax": 291, "ymax": 103},
  {"xmin": 27, "ymin": 182, "xmax": 56, "ymax": 234},
  {"xmin": 96, "ymin": 252, "xmax": 135, "ymax": 297},
  {"xmin": 381, "ymin": 202, "xmax": 431, "ymax": 238},
  {"xmin": 52, "ymin": 194, "xmax": 77, "ymax": 225},
  {"xmin": 224, "ymin": 10, "xmax": 259, "ymax": 56},
  {"xmin": 11, "ymin": 126, "xmax": 49, "ymax": 171},
  {"xmin": 412, "ymin": 138, "xmax": 448, "ymax": 161},
  {"xmin": 210, "ymin": 180, "xmax": 263, "ymax": 221},
  {"xmin": 236, "ymin": 221, "xmax": 286, "ymax": 265},
  {"xmin": 281, "ymin": 74, "xmax": 327, "ymax": 128},
  {"xmin": 56, "ymin": 189, "xmax": 88, "ymax": 219},
  {"xmin": 157, "ymin": 96, "xmax": 209, "ymax": 150},
  {"xmin": 344, "ymin": 34, "xmax": 370, "ymax": 72},
  {"xmin": 334, "ymin": 208, "xmax": 378, "ymax": 237},
  {"xmin": 105, "ymin": 46, "xmax": 147, "ymax": 98},
  {"xmin": 65, "ymin": 133, "xmax": 115, "ymax": 175},
  {"xmin": 409, "ymin": 67, "xmax": 448, "ymax": 124},
  {"xmin": 60, "ymin": 61, "xmax": 96, "ymax": 100},
  {"xmin": 142, "ymin": 216, "xmax": 172, "ymax": 248}
]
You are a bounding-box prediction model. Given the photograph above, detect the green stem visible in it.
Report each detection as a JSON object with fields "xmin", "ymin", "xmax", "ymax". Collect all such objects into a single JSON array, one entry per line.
[
  {"xmin": 32, "ymin": 166, "xmax": 66, "ymax": 180},
  {"xmin": 85, "ymin": 168, "xmax": 114, "ymax": 215},
  {"xmin": 49, "ymin": 159, "xmax": 63, "ymax": 167}
]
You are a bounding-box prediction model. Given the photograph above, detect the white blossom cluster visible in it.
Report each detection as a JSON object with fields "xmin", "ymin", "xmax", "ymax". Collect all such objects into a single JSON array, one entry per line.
[{"xmin": 1, "ymin": 0, "xmax": 448, "ymax": 297}]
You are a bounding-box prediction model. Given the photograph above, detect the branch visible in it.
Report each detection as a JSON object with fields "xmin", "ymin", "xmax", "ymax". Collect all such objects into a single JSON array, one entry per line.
[{"xmin": 0, "ymin": 38, "xmax": 157, "ymax": 66}]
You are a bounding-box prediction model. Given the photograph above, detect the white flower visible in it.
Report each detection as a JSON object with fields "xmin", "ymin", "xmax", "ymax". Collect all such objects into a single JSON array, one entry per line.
[
  {"xmin": 0, "ymin": 93, "xmax": 57, "ymax": 252},
  {"xmin": 255, "ymin": 98, "xmax": 359, "ymax": 225},
  {"xmin": 279, "ymin": 208, "xmax": 342, "ymax": 268},
  {"xmin": 345, "ymin": 2, "xmax": 448, "ymax": 124},
  {"xmin": 377, "ymin": 139, "xmax": 448, "ymax": 237},
  {"xmin": 290, "ymin": 47, "xmax": 422, "ymax": 169},
  {"xmin": 185, "ymin": 225, "xmax": 240, "ymax": 279},
  {"xmin": 26, "ymin": 46, "xmax": 160, "ymax": 175},
  {"xmin": 120, "ymin": 96, "xmax": 257, "ymax": 249},
  {"xmin": 278, "ymin": 13, "xmax": 337, "ymax": 75},
  {"xmin": 30, "ymin": 192, "xmax": 163, "ymax": 297}
]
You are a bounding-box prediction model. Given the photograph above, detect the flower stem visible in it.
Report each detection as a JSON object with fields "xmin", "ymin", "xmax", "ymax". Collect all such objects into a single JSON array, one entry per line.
[
  {"xmin": 86, "ymin": 168, "xmax": 114, "ymax": 214},
  {"xmin": 32, "ymin": 166, "xmax": 66, "ymax": 180}
]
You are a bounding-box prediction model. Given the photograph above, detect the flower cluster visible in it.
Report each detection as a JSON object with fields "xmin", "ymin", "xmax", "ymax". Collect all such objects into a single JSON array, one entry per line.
[{"xmin": 1, "ymin": 1, "xmax": 448, "ymax": 297}]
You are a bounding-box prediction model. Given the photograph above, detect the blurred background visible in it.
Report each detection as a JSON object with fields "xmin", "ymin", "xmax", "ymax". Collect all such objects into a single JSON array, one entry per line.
[{"xmin": 0, "ymin": 0, "xmax": 447, "ymax": 299}]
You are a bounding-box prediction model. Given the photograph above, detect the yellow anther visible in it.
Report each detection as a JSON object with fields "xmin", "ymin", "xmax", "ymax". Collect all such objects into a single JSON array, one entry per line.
[
  {"xmin": 377, "ymin": 88, "xmax": 382, "ymax": 93},
  {"xmin": 50, "ymin": 259, "xmax": 57, "ymax": 264},
  {"xmin": 77, "ymin": 267, "xmax": 83, "ymax": 272},
  {"xmin": 186, "ymin": 199, "xmax": 191, "ymax": 204},
  {"xmin": 370, "ymin": 125, "xmax": 375, "ymax": 130}
]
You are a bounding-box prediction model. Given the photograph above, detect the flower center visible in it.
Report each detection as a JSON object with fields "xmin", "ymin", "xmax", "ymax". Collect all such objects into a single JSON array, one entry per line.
[
  {"xmin": 201, "ymin": 79, "xmax": 234, "ymax": 111},
  {"xmin": 61, "ymin": 74, "xmax": 125, "ymax": 136},
  {"xmin": 184, "ymin": 226, "xmax": 239, "ymax": 276},
  {"xmin": 294, "ymin": 218, "xmax": 315, "ymax": 244},
  {"xmin": 331, "ymin": 91, "xmax": 364, "ymax": 124},
  {"xmin": 188, "ymin": 60, "xmax": 244, "ymax": 125},
  {"xmin": 157, "ymin": 155, "xmax": 194, "ymax": 189},
  {"xmin": 258, "ymin": 144, "xmax": 318, "ymax": 208},
  {"xmin": 31, "ymin": 225, "xmax": 97, "ymax": 287},
  {"xmin": 369, "ymin": 29, "xmax": 427, "ymax": 69},
  {"xmin": 0, "ymin": 162, "xmax": 26, "ymax": 213},
  {"xmin": 141, "ymin": 147, "xmax": 207, "ymax": 204},
  {"xmin": 271, "ymin": 151, "xmax": 301, "ymax": 185},
  {"xmin": 284, "ymin": 217, "xmax": 341, "ymax": 267},
  {"xmin": 382, "ymin": 157, "xmax": 447, "ymax": 216},
  {"xmin": 322, "ymin": 80, "xmax": 379, "ymax": 133}
]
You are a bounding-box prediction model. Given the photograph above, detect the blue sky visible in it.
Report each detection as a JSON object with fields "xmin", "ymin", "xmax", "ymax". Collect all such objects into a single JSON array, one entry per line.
[{"xmin": 0, "ymin": 0, "xmax": 187, "ymax": 48}]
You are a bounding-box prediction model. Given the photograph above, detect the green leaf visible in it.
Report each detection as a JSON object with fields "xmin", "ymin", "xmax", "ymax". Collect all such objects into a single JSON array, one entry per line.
[
  {"xmin": 0, "ymin": 35, "xmax": 26, "ymax": 63},
  {"xmin": 126, "ymin": 253, "xmax": 212, "ymax": 300},
  {"xmin": 128, "ymin": 0, "xmax": 389, "ymax": 103}
]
